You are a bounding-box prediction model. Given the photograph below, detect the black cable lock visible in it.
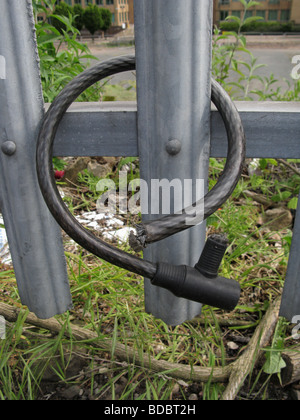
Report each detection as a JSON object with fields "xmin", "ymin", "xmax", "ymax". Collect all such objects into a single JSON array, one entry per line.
[
  {"xmin": 152, "ymin": 235, "xmax": 240, "ymax": 311},
  {"xmin": 36, "ymin": 55, "xmax": 245, "ymax": 311}
]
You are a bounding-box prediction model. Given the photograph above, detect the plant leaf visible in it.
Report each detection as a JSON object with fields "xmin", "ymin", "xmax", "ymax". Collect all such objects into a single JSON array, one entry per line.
[{"xmin": 263, "ymin": 351, "xmax": 286, "ymax": 375}]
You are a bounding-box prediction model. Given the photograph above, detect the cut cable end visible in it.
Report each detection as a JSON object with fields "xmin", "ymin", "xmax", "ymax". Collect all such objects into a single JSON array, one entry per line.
[{"xmin": 129, "ymin": 224, "xmax": 148, "ymax": 252}]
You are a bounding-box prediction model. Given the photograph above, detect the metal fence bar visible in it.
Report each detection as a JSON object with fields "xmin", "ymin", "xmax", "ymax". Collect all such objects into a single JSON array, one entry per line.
[
  {"xmin": 0, "ymin": 0, "xmax": 71, "ymax": 319},
  {"xmin": 133, "ymin": 0, "xmax": 213, "ymax": 325},
  {"xmin": 1, "ymin": 1, "xmax": 299, "ymax": 324},
  {"xmin": 52, "ymin": 102, "xmax": 300, "ymax": 159},
  {"xmin": 280, "ymin": 192, "xmax": 300, "ymax": 321}
]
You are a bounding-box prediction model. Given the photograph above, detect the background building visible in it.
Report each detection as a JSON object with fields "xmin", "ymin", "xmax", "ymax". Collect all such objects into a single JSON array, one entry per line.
[
  {"xmin": 213, "ymin": 0, "xmax": 300, "ymax": 25},
  {"xmin": 291, "ymin": 0, "xmax": 300, "ymax": 23},
  {"xmin": 56, "ymin": 0, "xmax": 134, "ymax": 27},
  {"xmin": 48, "ymin": 1, "xmax": 300, "ymax": 30}
]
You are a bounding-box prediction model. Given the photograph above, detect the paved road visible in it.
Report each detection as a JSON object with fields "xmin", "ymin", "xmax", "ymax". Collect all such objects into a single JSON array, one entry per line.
[
  {"xmin": 231, "ymin": 48, "xmax": 299, "ymax": 93},
  {"xmin": 87, "ymin": 44, "xmax": 299, "ymax": 94},
  {"xmin": 251, "ymin": 48, "xmax": 298, "ymax": 83},
  {"xmin": 88, "ymin": 45, "xmax": 136, "ymax": 84}
]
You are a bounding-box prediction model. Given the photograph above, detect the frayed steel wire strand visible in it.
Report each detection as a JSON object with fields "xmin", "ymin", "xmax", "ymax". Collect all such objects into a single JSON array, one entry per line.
[{"xmin": 36, "ymin": 55, "xmax": 245, "ymax": 279}]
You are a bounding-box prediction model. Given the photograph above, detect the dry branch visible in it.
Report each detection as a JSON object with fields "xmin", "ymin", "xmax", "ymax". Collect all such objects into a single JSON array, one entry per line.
[
  {"xmin": 278, "ymin": 159, "xmax": 300, "ymax": 177},
  {"xmin": 281, "ymin": 346, "xmax": 300, "ymax": 386},
  {"xmin": 222, "ymin": 298, "xmax": 281, "ymax": 400},
  {"xmin": 243, "ymin": 190, "xmax": 274, "ymax": 207},
  {"xmin": 0, "ymin": 302, "xmax": 229, "ymax": 384},
  {"xmin": 0, "ymin": 300, "xmax": 282, "ymax": 394}
]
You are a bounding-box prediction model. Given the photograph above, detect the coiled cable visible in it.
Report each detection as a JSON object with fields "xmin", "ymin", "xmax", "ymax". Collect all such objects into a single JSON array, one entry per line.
[{"xmin": 36, "ymin": 55, "xmax": 245, "ymax": 280}]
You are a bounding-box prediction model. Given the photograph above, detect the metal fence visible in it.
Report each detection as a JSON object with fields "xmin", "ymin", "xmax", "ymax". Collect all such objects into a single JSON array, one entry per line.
[{"xmin": 0, "ymin": 0, "xmax": 299, "ymax": 324}]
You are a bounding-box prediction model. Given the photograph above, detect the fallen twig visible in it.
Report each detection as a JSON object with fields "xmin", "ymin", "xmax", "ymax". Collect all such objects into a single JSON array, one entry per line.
[
  {"xmin": 278, "ymin": 159, "xmax": 300, "ymax": 177},
  {"xmin": 0, "ymin": 302, "xmax": 229, "ymax": 384},
  {"xmin": 222, "ymin": 298, "xmax": 281, "ymax": 400},
  {"xmin": 0, "ymin": 300, "xmax": 281, "ymax": 395},
  {"xmin": 281, "ymin": 345, "xmax": 300, "ymax": 386},
  {"xmin": 190, "ymin": 313, "xmax": 257, "ymax": 328},
  {"xmin": 243, "ymin": 190, "xmax": 275, "ymax": 208}
]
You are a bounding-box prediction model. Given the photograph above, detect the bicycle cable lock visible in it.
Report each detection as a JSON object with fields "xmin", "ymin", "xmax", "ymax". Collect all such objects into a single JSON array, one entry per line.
[{"xmin": 36, "ymin": 55, "xmax": 246, "ymax": 312}]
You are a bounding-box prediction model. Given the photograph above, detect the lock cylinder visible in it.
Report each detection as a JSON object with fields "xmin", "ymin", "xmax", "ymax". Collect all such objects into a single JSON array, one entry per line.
[
  {"xmin": 151, "ymin": 235, "xmax": 240, "ymax": 311},
  {"xmin": 151, "ymin": 263, "xmax": 240, "ymax": 311},
  {"xmin": 195, "ymin": 234, "xmax": 229, "ymax": 278}
]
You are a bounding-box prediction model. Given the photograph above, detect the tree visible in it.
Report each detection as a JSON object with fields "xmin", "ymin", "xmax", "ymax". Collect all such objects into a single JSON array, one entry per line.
[
  {"xmin": 73, "ymin": 4, "xmax": 84, "ymax": 32},
  {"xmin": 83, "ymin": 5, "xmax": 103, "ymax": 36},
  {"xmin": 99, "ymin": 8, "xmax": 112, "ymax": 32},
  {"xmin": 52, "ymin": 2, "xmax": 73, "ymax": 33}
]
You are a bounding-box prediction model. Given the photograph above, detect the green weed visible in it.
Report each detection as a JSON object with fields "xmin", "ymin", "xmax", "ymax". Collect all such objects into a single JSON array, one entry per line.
[{"xmin": 0, "ymin": 0, "xmax": 298, "ymax": 401}]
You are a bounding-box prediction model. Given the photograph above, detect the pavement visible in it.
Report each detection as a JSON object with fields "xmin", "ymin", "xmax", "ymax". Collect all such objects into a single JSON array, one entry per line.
[
  {"xmin": 87, "ymin": 45, "xmax": 136, "ymax": 84},
  {"xmin": 85, "ymin": 35, "xmax": 300, "ymax": 90},
  {"xmin": 218, "ymin": 35, "xmax": 300, "ymax": 88},
  {"xmin": 237, "ymin": 34, "xmax": 300, "ymax": 50}
]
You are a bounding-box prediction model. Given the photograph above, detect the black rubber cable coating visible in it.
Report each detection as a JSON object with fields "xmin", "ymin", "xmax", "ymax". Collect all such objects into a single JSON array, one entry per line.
[{"xmin": 36, "ymin": 55, "xmax": 245, "ymax": 279}]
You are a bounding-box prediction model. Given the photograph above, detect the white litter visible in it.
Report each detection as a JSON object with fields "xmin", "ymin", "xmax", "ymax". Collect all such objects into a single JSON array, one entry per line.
[
  {"xmin": 58, "ymin": 187, "xmax": 65, "ymax": 199},
  {"xmin": 103, "ymin": 227, "xmax": 136, "ymax": 244},
  {"xmin": 0, "ymin": 215, "xmax": 12, "ymax": 265},
  {"xmin": 75, "ymin": 211, "xmax": 135, "ymax": 244},
  {"xmin": 248, "ymin": 158, "xmax": 260, "ymax": 176},
  {"xmin": 76, "ymin": 212, "xmax": 125, "ymax": 231},
  {"xmin": 0, "ymin": 210, "xmax": 135, "ymax": 266}
]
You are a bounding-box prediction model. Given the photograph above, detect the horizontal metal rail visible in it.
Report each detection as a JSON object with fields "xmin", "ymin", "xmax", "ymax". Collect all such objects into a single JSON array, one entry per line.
[
  {"xmin": 51, "ymin": 102, "xmax": 300, "ymax": 159},
  {"xmin": 49, "ymin": 100, "xmax": 300, "ymax": 322}
]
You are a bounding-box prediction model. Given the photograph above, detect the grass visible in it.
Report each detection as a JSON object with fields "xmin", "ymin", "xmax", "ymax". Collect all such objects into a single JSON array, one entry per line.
[
  {"xmin": 2, "ymin": 71, "xmax": 299, "ymax": 399},
  {"xmin": 100, "ymin": 80, "xmax": 136, "ymax": 102},
  {"xmin": 0, "ymin": 154, "xmax": 297, "ymax": 400}
]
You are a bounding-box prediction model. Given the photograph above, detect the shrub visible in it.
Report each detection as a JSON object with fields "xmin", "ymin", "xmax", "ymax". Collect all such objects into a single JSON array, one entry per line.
[
  {"xmin": 219, "ymin": 21, "xmax": 240, "ymax": 33},
  {"xmin": 33, "ymin": 0, "xmax": 100, "ymax": 103},
  {"xmin": 52, "ymin": 3, "xmax": 73, "ymax": 33},
  {"xmin": 220, "ymin": 20, "xmax": 300, "ymax": 33},
  {"xmin": 73, "ymin": 4, "xmax": 84, "ymax": 32},
  {"xmin": 83, "ymin": 5, "xmax": 103, "ymax": 36},
  {"xmin": 99, "ymin": 8, "xmax": 112, "ymax": 32}
]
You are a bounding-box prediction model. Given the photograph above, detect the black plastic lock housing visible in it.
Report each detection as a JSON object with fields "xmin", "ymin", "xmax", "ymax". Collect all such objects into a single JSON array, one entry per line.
[
  {"xmin": 195, "ymin": 234, "xmax": 229, "ymax": 278},
  {"xmin": 151, "ymin": 235, "xmax": 241, "ymax": 311}
]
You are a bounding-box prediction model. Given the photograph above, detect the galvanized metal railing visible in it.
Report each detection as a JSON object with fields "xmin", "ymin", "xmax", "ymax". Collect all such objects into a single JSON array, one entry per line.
[
  {"xmin": 0, "ymin": 0, "xmax": 299, "ymax": 324},
  {"xmin": 0, "ymin": 0, "xmax": 72, "ymax": 319}
]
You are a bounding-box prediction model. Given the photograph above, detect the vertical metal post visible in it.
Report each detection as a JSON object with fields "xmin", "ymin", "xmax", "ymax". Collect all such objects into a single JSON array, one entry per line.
[
  {"xmin": 280, "ymin": 192, "xmax": 300, "ymax": 321},
  {"xmin": 134, "ymin": 0, "xmax": 213, "ymax": 325},
  {"xmin": 0, "ymin": 0, "xmax": 72, "ymax": 319}
]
